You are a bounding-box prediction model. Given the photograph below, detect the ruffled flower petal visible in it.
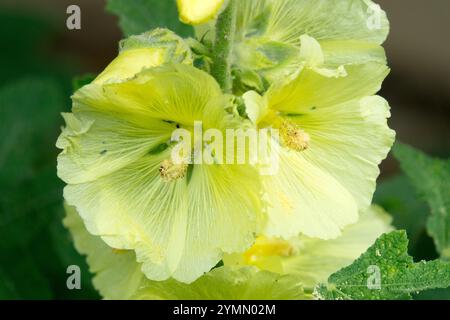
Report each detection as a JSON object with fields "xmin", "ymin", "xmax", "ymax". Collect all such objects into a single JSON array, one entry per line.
[
  {"xmin": 57, "ymin": 112, "xmax": 174, "ymax": 184},
  {"xmin": 261, "ymin": 141, "xmax": 358, "ymax": 239},
  {"xmin": 63, "ymin": 204, "xmax": 143, "ymax": 300},
  {"xmin": 295, "ymin": 95, "xmax": 396, "ymax": 210},
  {"xmin": 94, "ymin": 29, "xmax": 193, "ymax": 85},
  {"xmin": 267, "ymin": 62, "xmax": 390, "ymax": 114}
]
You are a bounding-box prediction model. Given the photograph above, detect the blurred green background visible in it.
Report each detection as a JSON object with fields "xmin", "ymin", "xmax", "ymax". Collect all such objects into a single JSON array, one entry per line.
[{"xmin": 0, "ymin": 0, "xmax": 448, "ymax": 299}]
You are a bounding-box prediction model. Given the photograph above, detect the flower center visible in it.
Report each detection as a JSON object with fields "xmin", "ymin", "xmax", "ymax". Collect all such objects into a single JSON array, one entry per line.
[
  {"xmin": 278, "ymin": 119, "xmax": 310, "ymax": 151},
  {"xmin": 243, "ymin": 236, "xmax": 295, "ymax": 264},
  {"xmin": 159, "ymin": 159, "xmax": 188, "ymax": 182}
]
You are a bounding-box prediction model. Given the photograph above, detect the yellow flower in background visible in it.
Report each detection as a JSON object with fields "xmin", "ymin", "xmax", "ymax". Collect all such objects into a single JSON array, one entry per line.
[
  {"xmin": 196, "ymin": 0, "xmax": 389, "ymax": 84},
  {"xmin": 57, "ymin": 31, "xmax": 263, "ymax": 284},
  {"xmin": 224, "ymin": 206, "xmax": 394, "ymax": 290},
  {"xmin": 177, "ymin": 0, "xmax": 225, "ymax": 25}
]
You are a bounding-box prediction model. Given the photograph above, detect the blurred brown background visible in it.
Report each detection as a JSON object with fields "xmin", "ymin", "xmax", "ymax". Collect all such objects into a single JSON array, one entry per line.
[{"xmin": 1, "ymin": 0, "xmax": 449, "ymax": 175}]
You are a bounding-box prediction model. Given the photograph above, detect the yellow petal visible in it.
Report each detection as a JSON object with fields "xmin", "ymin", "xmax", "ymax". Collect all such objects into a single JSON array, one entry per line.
[
  {"xmin": 263, "ymin": 0, "xmax": 389, "ymax": 45},
  {"xmin": 267, "ymin": 62, "xmax": 390, "ymax": 114},
  {"xmin": 261, "ymin": 139, "xmax": 358, "ymax": 239},
  {"xmin": 177, "ymin": 0, "xmax": 225, "ymax": 25},
  {"xmin": 242, "ymin": 90, "xmax": 270, "ymax": 125},
  {"xmin": 94, "ymin": 48, "xmax": 166, "ymax": 85},
  {"xmin": 294, "ymin": 95, "xmax": 396, "ymax": 210},
  {"xmin": 94, "ymin": 29, "xmax": 193, "ymax": 84},
  {"xmin": 86, "ymin": 65, "xmax": 224, "ymax": 128},
  {"xmin": 299, "ymin": 35, "xmax": 324, "ymax": 68},
  {"xmin": 63, "ymin": 204, "xmax": 143, "ymax": 299},
  {"xmin": 320, "ymin": 39, "xmax": 387, "ymax": 68},
  {"xmin": 57, "ymin": 112, "xmax": 174, "ymax": 184}
]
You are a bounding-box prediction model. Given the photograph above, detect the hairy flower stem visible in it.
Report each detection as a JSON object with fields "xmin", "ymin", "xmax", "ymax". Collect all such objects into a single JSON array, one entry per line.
[{"xmin": 211, "ymin": 0, "xmax": 236, "ymax": 93}]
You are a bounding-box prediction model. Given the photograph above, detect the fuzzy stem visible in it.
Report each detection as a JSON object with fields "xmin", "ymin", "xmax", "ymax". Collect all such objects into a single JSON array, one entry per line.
[{"xmin": 211, "ymin": 0, "xmax": 236, "ymax": 93}]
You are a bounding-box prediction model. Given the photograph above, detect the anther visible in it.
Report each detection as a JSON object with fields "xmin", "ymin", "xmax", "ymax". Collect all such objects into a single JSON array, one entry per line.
[
  {"xmin": 279, "ymin": 119, "xmax": 310, "ymax": 151},
  {"xmin": 159, "ymin": 159, "xmax": 188, "ymax": 182}
]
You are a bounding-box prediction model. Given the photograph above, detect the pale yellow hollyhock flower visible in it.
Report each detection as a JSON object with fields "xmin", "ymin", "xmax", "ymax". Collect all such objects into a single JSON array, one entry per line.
[
  {"xmin": 224, "ymin": 206, "xmax": 394, "ymax": 290},
  {"xmin": 57, "ymin": 31, "xmax": 263, "ymax": 284},
  {"xmin": 243, "ymin": 37, "xmax": 395, "ymax": 239},
  {"xmin": 63, "ymin": 204, "xmax": 305, "ymax": 300},
  {"xmin": 196, "ymin": 0, "xmax": 389, "ymax": 82},
  {"xmin": 177, "ymin": 0, "xmax": 225, "ymax": 25}
]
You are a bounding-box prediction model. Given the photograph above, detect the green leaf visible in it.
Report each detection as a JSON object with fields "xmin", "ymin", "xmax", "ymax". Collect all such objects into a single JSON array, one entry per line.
[
  {"xmin": 0, "ymin": 9, "xmax": 76, "ymax": 89},
  {"xmin": 414, "ymin": 287, "xmax": 450, "ymax": 300},
  {"xmin": 106, "ymin": 0, "xmax": 193, "ymax": 37},
  {"xmin": 0, "ymin": 247, "xmax": 53, "ymax": 299},
  {"xmin": 0, "ymin": 10, "xmax": 52, "ymax": 86},
  {"xmin": 314, "ymin": 231, "xmax": 450, "ymax": 300},
  {"xmin": 0, "ymin": 78, "xmax": 98, "ymax": 299},
  {"xmin": 0, "ymin": 78, "xmax": 62, "ymax": 299},
  {"xmin": 0, "ymin": 78, "xmax": 63, "ymax": 185},
  {"xmin": 0, "ymin": 78, "xmax": 65, "ymax": 248},
  {"xmin": 374, "ymin": 175, "xmax": 436, "ymax": 260},
  {"xmin": 393, "ymin": 143, "xmax": 450, "ymax": 259},
  {"xmin": 37, "ymin": 208, "xmax": 100, "ymax": 299}
]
